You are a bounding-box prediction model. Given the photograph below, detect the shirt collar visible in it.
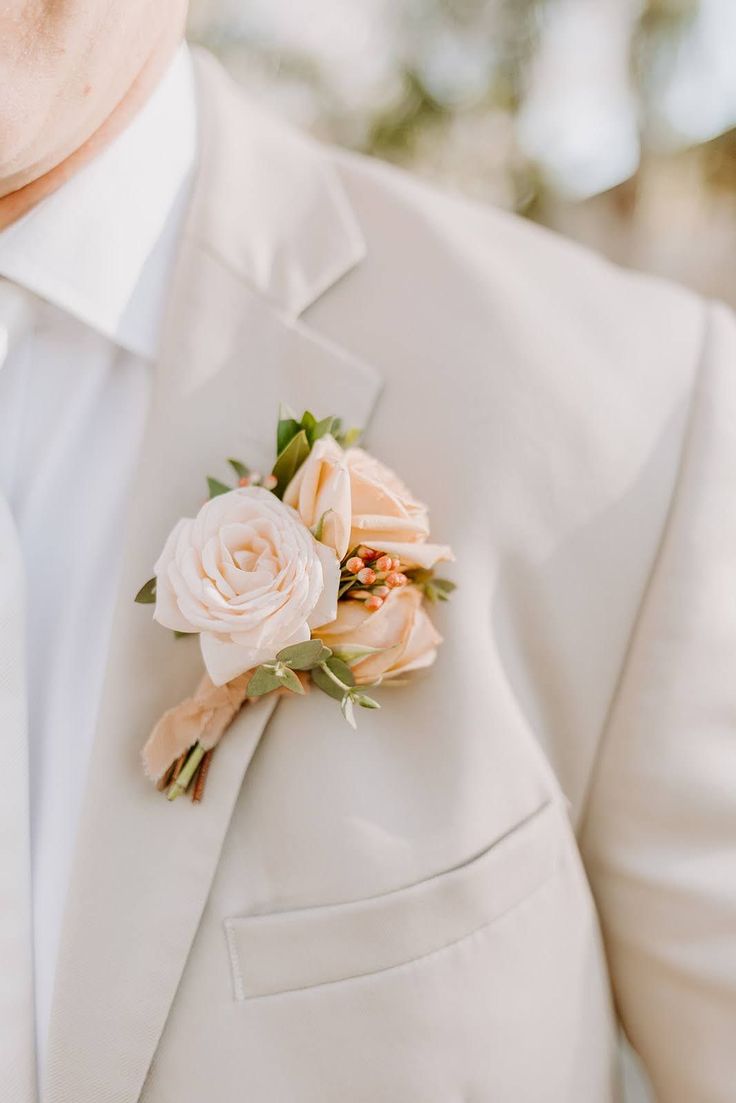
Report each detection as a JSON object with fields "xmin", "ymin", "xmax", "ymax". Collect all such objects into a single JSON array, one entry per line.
[{"xmin": 0, "ymin": 43, "xmax": 197, "ymax": 361}]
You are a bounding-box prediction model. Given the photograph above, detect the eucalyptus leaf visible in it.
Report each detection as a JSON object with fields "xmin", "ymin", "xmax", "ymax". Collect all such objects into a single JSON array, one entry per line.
[
  {"xmin": 276, "ymin": 639, "xmax": 332, "ymax": 670},
  {"xmin": 245, "ymin": 665, "xmax": 283, "ymax": 698},
  {"xmin": 326, "ymin": 656, "xmax": 355, "ymax": 687},
  {"xmin": 271, "ymin": 429, "xmax": 310, "ymax": 498},
  {"xmin": 227, "ymin": 458, "xmax": 250, "ymax": 480},
  {"xmin": 134, "ymin": 577, "xmax": 157, "ymax": 604},
  {"xmin": 311, "ymin": 665, "xmax": 344, "ymax": 701},
  {"xmin": 207, "ymin": 476, "xmax": 231, "ymax": 499},
  {"xmin": 276, "ymin": 666, "xmax": 306, "ymax": 695},
  {"xmin": 433, "ymin": 578, "xmax": 457, "ymax": 594},
  {"xmin": 353, "ymin": 691, "xmax": 381, "ymax": 710}
]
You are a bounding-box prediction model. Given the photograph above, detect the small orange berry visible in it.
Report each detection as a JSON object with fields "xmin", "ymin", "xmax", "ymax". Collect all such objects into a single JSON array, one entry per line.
[
  {"xmin": 358, "ymin": 546, "xmax": 377, "ymax": 561},
  {"xmin": 365, "ymin": 595, "xmax": 384, "ymax": 611},
  {"xmin": 386, "ymin": 572, "xmax": 408, "ymax": 588},
  {"xmin": 375, "ymin": 554, "xmax": 392, "ymax": 572},
  {"xmin": 262, "ymin": 474, "xmax": 278, "ymax": 490},
  {"xmin": 391, "ymin": 557, "xmax": 401, "ymax": 571},
  {"xmin": 357, "ymin": 567, "xmax": 377, "ymax": 585},
  {"xmin": 346, "ymin": 556, "xmax": 365, "ymax": 574},
  {"xmin": 238, "ymin": 476, "xmax": 251, "ymax": 487}
]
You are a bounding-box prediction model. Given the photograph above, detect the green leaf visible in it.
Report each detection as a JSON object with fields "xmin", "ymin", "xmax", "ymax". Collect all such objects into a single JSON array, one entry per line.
[
  {"xmin": 275, "ymin": 666, "xmax": 306, "ymax": 695},
  {"xmin": 271, "ymin": 429, "xmax": 310, "ymax": 498},
  {"xmin": 353, "ymin": 691, "xmax": 381, "ymax": 710},
  {"xmin": 245, "ymin": 665, "xmax": 283, "ymax": 698},
  {"xmin": 315, "ymin": 415, "xmax": 337, "ymax": 438},
  {"xmin": 311, "ymin": 656, "xmax": 355, "ymax": 701},
  {"xmin": 134, "ymin": 577, "xmax": 157, "ymax": 604},
  {"xmin": 330, "ymin": 644, "xmax": 386, "ymax": 666},
  {"xmin": 406, "ymin": 568, "xmax": 457, "ymax": 603},
  {"xmin": 326, "ymin": 656, "xmax": 355, "ymax": 687},
  {"xmin": 173, "ymin": 630, "xmax": 191, "ymax": 639},
  {"xmin": 311, "ymin": 665, "xmax": 344, "ymax": 701},
  {"xmin": 277, "ymin": 404, "xmax": 302, "ymax": 455},
  {"xmin": 276, "ymin": 639, "xmax": 332, "ymax": 670},
  {"xmin": 207, "ymin": 476, "xmax": 231, "ymax": 498},
  {"xmin": 337, "ymin": 426, "xmax": 362, "ymax": 448},
  {"xmin": 425, "ymin": 577, "xmax": 457, "ymax": 603},
  {"xmin": 227, "ymin": 458, "xmax": 250, "ymax": 480},
  {"xmin": 300, "ymin": 410, "xmax": 317, "ymax": 442}
]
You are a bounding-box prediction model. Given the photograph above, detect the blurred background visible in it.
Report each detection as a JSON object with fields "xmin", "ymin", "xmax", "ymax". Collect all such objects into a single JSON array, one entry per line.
[{"xmin": 188, "ymin": 0, "xmax": 736, "ymax": 308}]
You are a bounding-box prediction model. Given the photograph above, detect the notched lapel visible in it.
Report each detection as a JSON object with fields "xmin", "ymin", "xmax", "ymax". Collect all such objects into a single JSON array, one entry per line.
[{"xmin": 44, "ymin": 52, "xmax": 382, "ymax": 1103}]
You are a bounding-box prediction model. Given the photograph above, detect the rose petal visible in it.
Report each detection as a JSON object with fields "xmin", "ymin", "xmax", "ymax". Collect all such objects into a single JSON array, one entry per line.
[
  {"xmin": 307, "ymin": 539, "xmax": 340, "ymax": 629},
  {"xmin": 366, "ymin": 541, "xmax": 455, "ymax": 570}
]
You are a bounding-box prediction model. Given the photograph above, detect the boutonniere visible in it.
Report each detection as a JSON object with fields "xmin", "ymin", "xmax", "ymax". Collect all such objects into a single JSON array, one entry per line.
[{"xmin": 136, "ymin": 408, "xmax": 455, "ymax": 802}]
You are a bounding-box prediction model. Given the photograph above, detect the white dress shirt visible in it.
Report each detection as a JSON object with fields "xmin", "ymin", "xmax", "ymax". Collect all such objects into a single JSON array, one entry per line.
[{"xmin": 0, "ymin": 44, "xmax": 196, "ymax": 1074}]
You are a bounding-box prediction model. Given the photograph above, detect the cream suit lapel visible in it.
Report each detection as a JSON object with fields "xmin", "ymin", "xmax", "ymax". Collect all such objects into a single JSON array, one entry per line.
[
  {"xmin": 44, "ymin": 50, "xmax": 382, "ymax": 1103},
  {"xmin": 0, "ymin": 496, "xmax": 36, "ymax": 1103}
]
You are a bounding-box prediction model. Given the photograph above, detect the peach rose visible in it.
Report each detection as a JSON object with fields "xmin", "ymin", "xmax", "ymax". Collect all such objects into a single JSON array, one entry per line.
[
  {"xmin": 314, "ymin": 585, "xmax": 442, "ymax": 684},
  {"xmin": 285, "ymin": 440, "xmax": 453, "ymax": 569},
  {"xmin": 283, "ymin": 436, "xmax": 352, "ymax": 559},
  {"xmin": 153, "ymin": 486, "xmax": 339, "ymax": 685},
  {"xmin": 345, "ymin": 447, "xmax": 429, "ymax": 547}
]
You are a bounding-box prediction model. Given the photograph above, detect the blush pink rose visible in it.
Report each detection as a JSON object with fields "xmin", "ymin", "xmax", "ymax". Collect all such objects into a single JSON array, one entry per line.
[
  {"xmin": 283, "ymin": 436, "xmax": 352, "ymax": 559},
  {"xmin": 153, "ymin": 486, "xmax": 339, "ymax": 685},
  {"xmin": 314, "ymin": 585, "xmax": 442, "ymax": 684},
  {"xmin": 285, "ymin": 439, "xmax": 453, "ymax": 569},
  {"xmin": 345, "ymin": 447, "xmax": 430, "ymax": 548}
]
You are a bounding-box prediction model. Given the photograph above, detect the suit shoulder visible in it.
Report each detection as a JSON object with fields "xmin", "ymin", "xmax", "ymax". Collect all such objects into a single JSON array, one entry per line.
[{"xmin": 324, "ymin": 143, "xmax": 706, "ymax": 365}]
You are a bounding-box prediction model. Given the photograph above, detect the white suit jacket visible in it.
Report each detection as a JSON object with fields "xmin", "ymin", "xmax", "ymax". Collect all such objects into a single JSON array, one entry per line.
[{"xmin": 4, "ymin": 48, "xmax": 735, "ymax": 1103}]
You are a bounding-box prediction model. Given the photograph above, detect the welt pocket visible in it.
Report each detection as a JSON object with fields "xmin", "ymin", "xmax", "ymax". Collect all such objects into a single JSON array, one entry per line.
[{"xmin": 224, "ymin": 798, "xmax": 564, "ymax": 1001}]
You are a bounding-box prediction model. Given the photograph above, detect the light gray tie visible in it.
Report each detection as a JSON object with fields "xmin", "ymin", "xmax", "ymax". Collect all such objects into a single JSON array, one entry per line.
[{"xmin": 0, "ymin": 276, "xmax": 38, "ymax": 1103}]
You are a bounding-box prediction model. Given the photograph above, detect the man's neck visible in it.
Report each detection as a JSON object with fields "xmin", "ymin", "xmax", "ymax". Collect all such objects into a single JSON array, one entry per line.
[{"xmin": 0, "ymin": 39, "xmax": 182, "ymax": 234}]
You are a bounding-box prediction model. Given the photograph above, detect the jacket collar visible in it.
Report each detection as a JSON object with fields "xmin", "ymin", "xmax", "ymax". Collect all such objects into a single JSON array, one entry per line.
[{"xmin": 188, "ymin": 47, "xmax": 366, "ymax": 322}]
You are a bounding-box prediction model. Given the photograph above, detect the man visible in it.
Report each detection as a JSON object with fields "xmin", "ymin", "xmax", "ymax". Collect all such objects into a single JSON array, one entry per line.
[{"xmin": 1, "ymin": 3, "xmax": 734, "ymax": 1101}]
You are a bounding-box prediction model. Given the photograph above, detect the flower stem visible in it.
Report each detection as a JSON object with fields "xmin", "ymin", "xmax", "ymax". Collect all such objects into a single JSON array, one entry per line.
[
  {"xmin": 167, "ymin": 742, "xmax": 206, "ymax": 802},
  {"xmin": 318, "ymin": 661, "xmax": 352, "ymax": 694}
]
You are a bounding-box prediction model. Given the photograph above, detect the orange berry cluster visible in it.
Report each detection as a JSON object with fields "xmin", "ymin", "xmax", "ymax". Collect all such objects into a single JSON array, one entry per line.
[{"xmin": 342, "ymin": 546, "xmax": 408, "ymax": 611}]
